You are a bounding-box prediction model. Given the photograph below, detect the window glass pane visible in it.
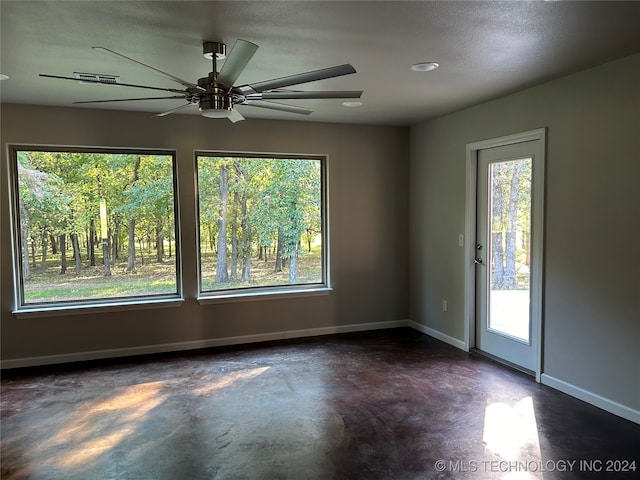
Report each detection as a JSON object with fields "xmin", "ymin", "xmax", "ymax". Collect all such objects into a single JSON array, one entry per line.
[
  {"xmin": 197, "ymin": 155, "xmax": 325, "ymax": 293},
  {"xmin": 14, "ymin": 149, "xmax": 179, "ymax": 306}
]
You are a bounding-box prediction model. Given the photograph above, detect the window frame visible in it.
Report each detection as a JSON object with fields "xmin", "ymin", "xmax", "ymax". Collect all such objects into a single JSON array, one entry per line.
[
  {"xmin": 7, "ymin": 144, "xmax": 184, "ymax": 317},
  {"xmin": 194, "ymin": 150, "xmax": 331, "ymax": 303}
]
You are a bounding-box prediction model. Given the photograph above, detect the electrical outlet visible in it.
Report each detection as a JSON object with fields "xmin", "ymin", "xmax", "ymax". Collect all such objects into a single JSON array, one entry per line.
[{"xmin": 442, "ymin": 299, "xmax": 448, "ymax": 312}]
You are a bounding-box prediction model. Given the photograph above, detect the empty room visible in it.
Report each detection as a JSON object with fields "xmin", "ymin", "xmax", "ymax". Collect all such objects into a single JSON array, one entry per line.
[{"xmin": 1, "ymin": 1, "xmax": 639, "ymax": 479}]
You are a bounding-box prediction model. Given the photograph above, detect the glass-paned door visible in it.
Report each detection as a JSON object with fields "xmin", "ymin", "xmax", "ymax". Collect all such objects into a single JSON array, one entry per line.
[{"xmin": 476, "ymin": 139, "xmax": 543, "ymax": 373}]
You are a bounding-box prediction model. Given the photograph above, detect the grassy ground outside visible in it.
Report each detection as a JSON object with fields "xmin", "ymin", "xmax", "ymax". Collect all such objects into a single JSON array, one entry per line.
[
  {"xmin": 22, "ymin": 245, "xmax": 323, "ymax": 303},
  {"xmin": 200, "ymin": 244, "xmax": 323, "ymax": 291}
]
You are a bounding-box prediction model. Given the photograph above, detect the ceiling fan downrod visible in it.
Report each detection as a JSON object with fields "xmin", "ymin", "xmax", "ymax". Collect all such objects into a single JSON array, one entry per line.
[
  {"xmin": 202, "ymin": 41, "xmax": 226, "ymax": 79},
  {"xmin": 200, "ymin": 41, "xmax": 233, "ymax": 117}
]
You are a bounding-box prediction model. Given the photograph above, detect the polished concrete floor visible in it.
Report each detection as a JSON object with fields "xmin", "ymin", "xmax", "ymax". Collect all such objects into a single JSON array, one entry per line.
[{"xmin": 1, "ymin": 328, "xmax": 638, "ymax": 479}]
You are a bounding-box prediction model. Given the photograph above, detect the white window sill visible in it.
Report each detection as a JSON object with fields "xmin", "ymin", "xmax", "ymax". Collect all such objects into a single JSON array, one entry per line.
[
  {"xmin": 197, "ymin": 286, "xmax": 332, "ymax": 304},
  {"xmin": 12, "ymin": 297, "xmax": 184, "ymax": 319}
]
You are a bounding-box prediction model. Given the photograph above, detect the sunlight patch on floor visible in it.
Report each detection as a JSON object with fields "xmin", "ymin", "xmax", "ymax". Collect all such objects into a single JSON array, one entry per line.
[
  {"xmin": 482, "ymin": 396, "xmax": 542, "ymax": 479},
  {"xmin": 45, "ymin": 381, "xmax": 169, "ymax": 469},
  {"xmin": 192, "ymin": 366, "xmax": 270, "ymax": 396}
]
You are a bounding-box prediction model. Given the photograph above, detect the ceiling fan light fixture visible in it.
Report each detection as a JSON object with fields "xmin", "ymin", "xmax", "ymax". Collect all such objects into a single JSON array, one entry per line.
[
  {"xmin": 199, "ymin": 94, "xmax": 233, "ymax": 118},
  {"xmin": 342, "ymin": 101, "xmax": 363, "ymax": 107},
  {"xmin": 200, "ymin": 107, "xmax": 233, "ymax": 118},
  {"xmin": 411, "ymin": 62, "xmax": 439, "ymax": 72}
]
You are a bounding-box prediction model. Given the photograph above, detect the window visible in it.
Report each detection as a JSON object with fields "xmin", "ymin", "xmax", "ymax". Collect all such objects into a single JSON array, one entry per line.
[
  {"xmin": 9, "ymin": 146, "xmax": 181, "ymax": 310},
  {"xmin": 196, "ymin": 153, "xmax": 327, "ymax": 297}
]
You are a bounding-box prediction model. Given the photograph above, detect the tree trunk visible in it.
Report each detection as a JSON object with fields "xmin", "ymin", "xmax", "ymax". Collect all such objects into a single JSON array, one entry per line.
[
  {"xmin": 504, "ymin": 231, "xmax": 517, "ymax": 288},
  {"xmin": 111, "ymin": 219, "xmax": 120, "ymax": 263},
  {"xmin": 274, "ymin": 228, "xmax": 284, "ymax": 272},
  {"xmin": 40, "ymin": 230, "xmax": 48, "ymax": 270},
  {"xmin": 288, "ymin": 243, "xmax": 298, "ymax": 284},
  {"xmin": 138, "ymin": 236, "xmax": 145, "ymax": 266},
  {"xmin": 215, "ymin": 164, "xmax": 229, "ymax": 283},
  {"xmin": 50, "ymin": 233, "xmax": 58, "ymax": 255},
  {"xmin": 89, "ymin": 219, "xmax": 96, "ymax": 266},
  {"xmin": 59, "ymin": 234, "xmax": 67, "ymax": 274},
  {"xmin": 102, "ymin": 237, "xmax": 111, "ymax": 276},
  {"xmin": 85, "ymin": 226, "xmax": 90, "ymax": 260},
  {"xmin": 491, "ymin": 168, "xmax": 506, "ymax": 289},
  {"xmin": 492, "ymin": 232, "xmax": 505, "ymax": 289},
  {"xmin": 126, "ymin": 218, "xmax": 136, "ymax": 272},
  {"xmin": 155, "ymin": 221, "xmax": 164, "ymax": 263},
  {"xmin": 71, "ymin": 232, "xmax": 81, "ymax": 274},
  {"xmin": 230, "ymin": 191, "xmax": 239, "ymax": 280},
  {"xmin": 306, "ymin": 229, "xmax": 312, "ymax": 252},
  {"xmin": 240, "ymin": 194, "xmax": 251, "ymax": 282},
  {"xmin": 231, "ymin": 161, "xmax": 252, "ymax": 282},
  {"xmin": 30, "ymin": 236, "xmax": 36, "ymax": 269},
  {"xmin": 208, "ymin": 224, "xmax": 215, "ymax": 253},
  {"xmin": 504, "ymin": 161, "xmax": 526, "ymax": 289}
]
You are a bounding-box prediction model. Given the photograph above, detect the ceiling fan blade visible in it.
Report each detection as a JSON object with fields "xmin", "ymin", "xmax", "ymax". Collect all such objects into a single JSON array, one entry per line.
[
  {"xmin": 73, "ymin": 96, "xmax": 186, "ymax": 104},
  {"xmin": 93, "ymin": 46, "xmax": 202, "ymax": 90},
  {"xmin": 216, "ymin": 39, "xmax": 259, "ymax": 88},
  {"xmin": 153, "ymin": 103, "xmax": 195, "ymax": 117},
  {"xmin": 236, "ymin": 64, "xmax": 357, "ymax": 94},
  {"xmin": 242, "ymin": 100, "xmax": 313, "ymax": 116},
  {"xmin": 228, "ymin": 108, "xmax": 245, "ymax": 123},
  {"xmin": 39, "ymin": 74, "xmax": 186, "ymax": 94},
  {"xmin": 252, "ymin": 90, "xmax": 363, "ymax": 100}
]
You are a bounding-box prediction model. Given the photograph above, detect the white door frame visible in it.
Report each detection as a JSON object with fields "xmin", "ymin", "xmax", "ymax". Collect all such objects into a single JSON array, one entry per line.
[{"xmin": 463, "ymin": 128, "xmax": 546, "ymax": 382}]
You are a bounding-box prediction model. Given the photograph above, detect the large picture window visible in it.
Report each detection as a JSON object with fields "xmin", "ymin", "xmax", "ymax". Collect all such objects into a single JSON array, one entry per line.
[
  {"xmin": 196, "ymin": 153, "xmax": 327, "ymax": 296},
  {"xmin": 9, "ymin": 146, "xmax": 181, "ymax": 309}
]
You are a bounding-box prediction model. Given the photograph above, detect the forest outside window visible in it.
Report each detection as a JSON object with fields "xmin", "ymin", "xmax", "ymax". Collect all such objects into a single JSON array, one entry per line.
[
  {"xmin": 196, "ymin": 153, "xmax": 327, "ymax": 297},
  {"xmin": 9, "ymin": 146, "xmax": 181, "ymax": 310}
]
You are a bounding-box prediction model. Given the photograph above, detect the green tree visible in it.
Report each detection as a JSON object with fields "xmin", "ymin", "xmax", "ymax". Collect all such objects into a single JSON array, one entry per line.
[
  {"xmin": 16, "ymin": 158, "xmax": 61, "ymax": 279},
  {"xmin": 491, "ymin": 160, "xmax": 531, "ymax": 289}
]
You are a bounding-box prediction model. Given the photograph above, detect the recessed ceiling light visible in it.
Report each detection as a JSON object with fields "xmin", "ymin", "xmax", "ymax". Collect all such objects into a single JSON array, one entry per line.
[
  {"xmin": 0, "ymin": 74, "xmax": 9, "ymax": 81},
  {"xmin": 411, "ymin": 62, "xmax": 439, "ymax": 72},
  {"xmin": 342, "ymin": 101, "xmax": 363, "ymax": 107}
]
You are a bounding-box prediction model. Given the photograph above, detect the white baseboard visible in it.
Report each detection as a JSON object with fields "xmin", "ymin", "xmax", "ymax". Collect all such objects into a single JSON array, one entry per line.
[
  {"xmin": 407, "ymin": 321, "xmax": 466, "ymax": 350},
  {"xmin": 541, "ymin": 374, "xmax": 640, "ymax": 425},
  {"xmin": 0, "ymin": 320, "xmax": 409, "ymax": 369}
]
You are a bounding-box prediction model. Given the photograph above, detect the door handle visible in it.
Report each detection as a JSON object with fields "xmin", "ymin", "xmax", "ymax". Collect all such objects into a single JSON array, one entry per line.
[{"xmin": 474, "ymin": 258, "xmax": 483, "ymax": 265}]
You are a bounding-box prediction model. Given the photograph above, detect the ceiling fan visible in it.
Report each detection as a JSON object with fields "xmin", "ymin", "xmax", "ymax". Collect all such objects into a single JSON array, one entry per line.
[{"xmin": 39, "ymin": 39, "xmax": 363, "ymax": 122}]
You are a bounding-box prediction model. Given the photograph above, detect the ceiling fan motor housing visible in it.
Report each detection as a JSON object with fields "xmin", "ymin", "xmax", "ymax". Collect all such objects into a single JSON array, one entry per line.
[
  {"xmin": 197, "ymin": 73, "xmax": 233, "ymax": 116},
  {"xmin": 199, "ymin": 94, "xmax": 232, "ymax": 112}
]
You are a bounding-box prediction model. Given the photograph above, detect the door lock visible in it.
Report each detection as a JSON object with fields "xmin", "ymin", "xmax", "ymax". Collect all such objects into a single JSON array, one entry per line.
[
  {"xmin": 476, "ymin": 244, "xmax": 483, "ymax": 250},
  {"xmin": 474, "ymin": 258, "xmax": 483, "ymax": 265}
]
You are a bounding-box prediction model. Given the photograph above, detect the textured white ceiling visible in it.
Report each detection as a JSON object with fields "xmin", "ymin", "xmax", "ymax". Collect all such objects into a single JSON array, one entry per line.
[{"xmin": 1, "ymin": 1, "xmax": 639, "ymax": 126}]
